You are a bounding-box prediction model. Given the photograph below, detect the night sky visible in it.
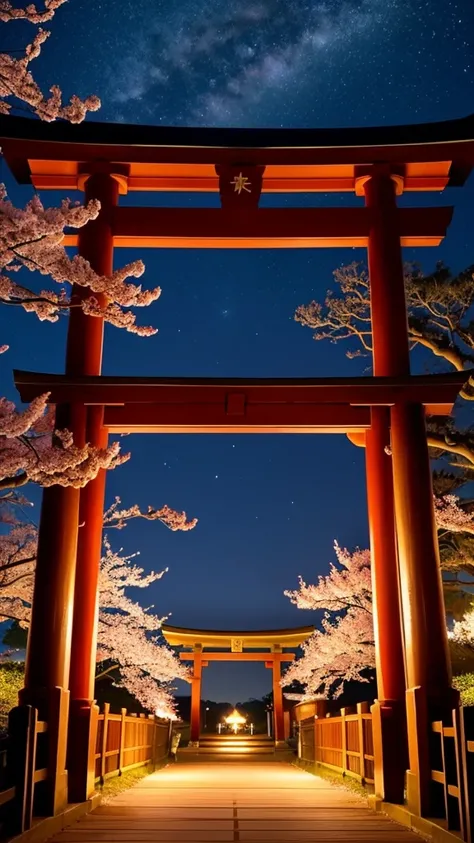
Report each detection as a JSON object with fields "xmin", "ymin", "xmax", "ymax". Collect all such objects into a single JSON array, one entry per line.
[{"xmin": 1, "ymin": 0, "xmax": 474, "ymax": 704}]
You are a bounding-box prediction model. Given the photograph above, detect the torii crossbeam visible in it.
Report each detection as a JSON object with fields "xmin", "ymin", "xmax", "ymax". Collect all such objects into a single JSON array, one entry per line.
[{"xmin": 14, "ymin": 370, "xmax": 468, "ymax": 434}]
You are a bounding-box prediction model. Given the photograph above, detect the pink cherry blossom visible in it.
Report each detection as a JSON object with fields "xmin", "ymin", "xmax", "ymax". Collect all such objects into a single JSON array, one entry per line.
[
  {"xmin": 434, "ymin": 494, "xmax": 474, "ymax": 535},
  {"xmin": 0, "ymin": 0, "xmax": 100, "ymax": 122},
  {"xmin": 283, "ymin": 543, "xmax": 374, "ymax": 698},
  {"xmin": 0, "ymin": 1, "xmax": 67, "ymax": 25},
  {"xmin": 0, "ymin": 187, "xmax": 161, "ymax": 335},
  {"xmin": 284, "ymin": 498, "xmax": 474, "ymax": 698},
  {"xmin": 0, "ymin": 517, "xmax": 194, "ymax": 714},
  {"xmin": 0, "ymin": 395, "xmax": 129, "ymax": 490},
  {"xmin": 104, "ymin": 497, "xmax": 198, "ymax": 532}
]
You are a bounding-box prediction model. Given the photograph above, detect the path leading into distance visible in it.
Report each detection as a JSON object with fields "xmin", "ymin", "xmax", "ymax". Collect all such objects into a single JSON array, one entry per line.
[{"xmin": 50, "ymin": 761, "xmax": 417, "ymax": 843}]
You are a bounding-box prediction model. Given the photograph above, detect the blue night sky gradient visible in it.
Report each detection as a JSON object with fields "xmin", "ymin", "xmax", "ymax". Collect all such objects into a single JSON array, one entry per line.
[{"xmin": 0, "ymin": 0, "xmax": 473, "ymax": 703}]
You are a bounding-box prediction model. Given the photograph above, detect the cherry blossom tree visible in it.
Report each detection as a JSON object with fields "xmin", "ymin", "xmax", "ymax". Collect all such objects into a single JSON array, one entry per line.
[
  {"xmin": 0, "ymin": 3, "xmax": 162, "ymax": 492},
  {"xmin": 0, "ymin": 1, "xmax": 100, "ymax": 122},
  {"xmin": 0, "ymin": 2, "xmax": 193, "ymax": 719},
  {"xmin": 0, "ymin": 186, "xmax": 161, "ymax": 334},
  {"xmin": 0, "ymin": 394, "xmax": 127, "ymax": 491},
  {"xmin": 283, "ymin": 543, "xmax": 374, "ymax": 698},
  {"xmin": 284, "ymin": 496, "xmax": 474, "ymax": 698},
  {"xmin": 0, "ymin": 503, "xmax": 195, "ymax": 715}
]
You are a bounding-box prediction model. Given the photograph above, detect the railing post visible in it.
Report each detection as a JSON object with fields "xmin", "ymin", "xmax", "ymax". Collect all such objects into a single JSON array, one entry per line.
[
  {"xmin": 7, "ymin": 705, "xmax": 37, "ymax": 835},
  {"xmin": 406, "ymin": 687, "xmax": 430, "ymax": 816},
  {"xmin": 460, "ymin": 707, "xmax": 474, "ymax": 843},
  {"xmin": 118, "ymin": 708, "xmax": 127, "ymax": 776},
  {"xmin": 67, "ymin": 701, "xmax": 99, "ymax": 802},
  {"xmin": 168, "ymin": 718, "xmax": 174, "ymax": 762},
  {"xmin": 147, "ymin": 714, "xmax": 154, "ymax": 765},
  {"xmin": 371, "ymin": 699, "xmax": 406, "ymax": 804},
  {"xmin": 341, "ymin": 708, "xmax": 347, "ymax": 776},
  {"xmin": 46, "ymin": 686, "xmax": 69, "ymax": 816},
  {"xmin": 150, "ymin": 716, "xmax": 156, "ymax": 767},
  {"xmin": 452, "ymin": 708, "xmax": 467, "ymax": 841},
  {"xmin": 357, "ymin": 702, "xmax": 369, "ymax": 782},
  {"xmin": 100, "ymin": 703, "xmax": 110, "ymax": 785}
]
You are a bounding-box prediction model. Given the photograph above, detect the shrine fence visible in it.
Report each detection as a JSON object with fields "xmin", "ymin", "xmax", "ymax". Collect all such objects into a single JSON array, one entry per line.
[
  {"xmin": 297, "ymin": 701, "xmax": 474, "ymax": 841},
  {"xmin": 0, "ymin": 701, "xmax": 171, "ymax": 838}
]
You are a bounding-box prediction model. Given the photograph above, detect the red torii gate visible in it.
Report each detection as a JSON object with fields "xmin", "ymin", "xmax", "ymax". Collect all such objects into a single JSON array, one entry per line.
[
  {"xmin": 160, "ymin": 625, "xmax": 315, "ymax": 745},
  {"xmin": 2, "ymin": 112, "xmax": 474, "ymax": 819}
]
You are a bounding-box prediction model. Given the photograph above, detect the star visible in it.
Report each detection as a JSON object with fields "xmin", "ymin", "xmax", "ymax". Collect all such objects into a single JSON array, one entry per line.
[{"xmin": 231, "ymin": 173, "xmax": 252, "ymax": 194}]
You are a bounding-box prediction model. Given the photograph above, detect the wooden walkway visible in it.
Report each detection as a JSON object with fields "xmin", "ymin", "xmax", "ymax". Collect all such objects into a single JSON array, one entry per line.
[{"xmin": 51, "ymin": 761, "xmax": 417, "ymax": 842}]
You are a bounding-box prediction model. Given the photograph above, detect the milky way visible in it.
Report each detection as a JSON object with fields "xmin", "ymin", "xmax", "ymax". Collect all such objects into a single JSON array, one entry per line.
[
  {"xmin": 41, "ymin": 0, "xmax": 472, "ymax": 128},
  {"xmin": 110, "ymin": 0, "xmax": 398, "ymax": 125}
]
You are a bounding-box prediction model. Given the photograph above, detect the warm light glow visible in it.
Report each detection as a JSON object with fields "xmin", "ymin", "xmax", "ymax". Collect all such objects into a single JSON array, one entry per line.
[
  {"xmin": 224, "ymin": 708, "xmax": 247, "ymax": 734},
  {"xmin": 155, "ymin": 708, "xmax": 177, "ymax": 720}
]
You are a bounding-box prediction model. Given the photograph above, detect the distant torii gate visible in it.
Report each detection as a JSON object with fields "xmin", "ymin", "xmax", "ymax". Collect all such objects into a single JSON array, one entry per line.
[
  {"xmin": 161, "ymin": 625, "xmax": 314, "ymax": 745},
  {"xmin": 2, "ymin": 112, "xmax": 474, "ymax": 820}
]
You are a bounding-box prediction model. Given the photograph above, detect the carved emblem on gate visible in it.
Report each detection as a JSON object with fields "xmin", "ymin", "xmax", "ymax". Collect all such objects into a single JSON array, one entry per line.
[{"xmin": 231, "ymin": 638, "xmax": 243, "ymax": 652}]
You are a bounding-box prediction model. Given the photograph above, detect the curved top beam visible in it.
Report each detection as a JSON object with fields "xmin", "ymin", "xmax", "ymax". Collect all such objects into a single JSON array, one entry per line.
[
  {"xmin": 0, "ymin": 112, "xmax": 473, "ymax": 153},
  {"xmin": 161, "ymin": 624, "xmax": 315, "ymax": 650},
  {"xmin": 1, "ymin": 113, "xmax": 473, "ymax": 187}
]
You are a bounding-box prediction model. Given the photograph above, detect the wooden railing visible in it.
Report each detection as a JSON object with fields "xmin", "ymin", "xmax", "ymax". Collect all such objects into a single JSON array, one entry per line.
[
  {"xmin": 0, "ymin": 698, "xmax": 171, "ymax": 839},
  {"xmin": 298, "ymin": 700, "xmax": 474, "ymax": 840},
  {"xmin": 298, "ymin": 702, "xmax": 374, "ymax": 786},
  {"xmin": 94, "ymin": 703, "xmax": 171, "ymax": 784},
  {"xmin": 0, "ymin": 703, "xmax": 51, "ymax": 837},
  {"xmin": 426, "ymin": 706, "xmax": 474, "ymax": 841}
]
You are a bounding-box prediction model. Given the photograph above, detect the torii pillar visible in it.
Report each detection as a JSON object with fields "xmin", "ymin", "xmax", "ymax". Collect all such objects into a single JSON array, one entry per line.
[
  {"xmin": 20, "ymin": 168, "xmax": 122, "ymax": 809},
  {"xmin": 190, "ymin": 646, "xmax": 205, "ymax": 746},
  {"xmin": 360, "ymin": 167, "xmax": 454, "ymax": 815},
  {"xmin": 268, "ymin": 648, "xmax": 285, "ymax": 744},
  {"xmin": 67, "ymin": 169, "xmax": 122, "ymax": 801},
  {"xmin": 356, "ymin": 167, "xmax": 408, "ymax": 804}
]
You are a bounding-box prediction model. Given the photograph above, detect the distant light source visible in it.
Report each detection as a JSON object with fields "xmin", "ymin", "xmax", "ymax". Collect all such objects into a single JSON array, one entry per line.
[{"xmin": 224, "ymin": 708, "xmax": 247, "ymax": 734}]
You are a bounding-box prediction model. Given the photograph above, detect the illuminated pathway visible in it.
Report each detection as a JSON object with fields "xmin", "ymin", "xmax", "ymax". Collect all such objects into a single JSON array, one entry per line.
[{"xmin": 51, "ymin": 761, "xmax": 418, "ymax": 842}]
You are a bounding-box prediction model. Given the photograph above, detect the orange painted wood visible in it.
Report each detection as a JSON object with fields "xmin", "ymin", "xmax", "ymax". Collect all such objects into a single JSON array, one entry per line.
[
  {"xmin": 190, "ymin": 650, "xmax": 202, "ymax": 744},
  {"xmin": 1, "ymin": 113, "xmax": 472, "ymax": 187},
  {"xmin": 68, "ymin": 173, "xmax": 117, "ymax": 804},
  {"xmin": 363, "ymin": 171, "xmax": 410, "ymax": 378},
  {"xmin": 179, "ymin": 652, "xmax": 295, "ymax": 662},
  {"xmin": 365, "ymin": 408, "xmax": 405, "ymax": 704},
  {"xmin": 391, "ymin": 404, "xmax": 452, "ymax": 696},
  {"xmin": 58, "ymin": 206, "xmax": 454, "ymax": 249},
  {"xmin": 28, "ymin": 158, "xmax": 451, "ymax": 193},
  {"xmin": 14, "ymin": 370, "xmax": 468, "ymax": 416}
]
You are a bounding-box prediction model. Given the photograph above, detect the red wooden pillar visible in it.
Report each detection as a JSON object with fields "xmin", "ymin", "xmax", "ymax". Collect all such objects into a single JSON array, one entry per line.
[
  {"xmin": 361, "ymin": 168, "xmax": 453, "ymax": 814},
  {"xmin": 366, "ymin": 407, "xmax": 407, "ymax": 803},
  {"xmin": 358, "ymin": 167, "xmax": 409, "ymax": 803},
  {"xmin": 272, "ymin": 657, "xmax": 285, "ymax": 744},
  {"xmin": 20, "ymin": 406, "xmax": 85, "ymax": 814},
  {"xmin": 190, "ymin": 648, "xmax": 203, "ymax": 746},
  {"xmin": 20, "ymin": 170, "xmax": 119, "ymax": 812},
  {"xmin": 67, "ymin": 172, "xmax": 119, "ymax": 802},
  {"xmin": 391, "ymin": 402, "xmax": 455, "ymax": 814}
]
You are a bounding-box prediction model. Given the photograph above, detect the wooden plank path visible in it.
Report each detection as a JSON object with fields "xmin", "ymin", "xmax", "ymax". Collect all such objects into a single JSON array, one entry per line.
[{"xmin": 51, "ymin": 761, "xmax": 418, "ymax": 842}]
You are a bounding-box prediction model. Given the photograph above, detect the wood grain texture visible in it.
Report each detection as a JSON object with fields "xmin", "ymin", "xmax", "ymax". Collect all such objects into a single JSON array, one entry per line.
[{"xmin": 49, "ymin": 761, "xmax": 417, "ymax": 842}]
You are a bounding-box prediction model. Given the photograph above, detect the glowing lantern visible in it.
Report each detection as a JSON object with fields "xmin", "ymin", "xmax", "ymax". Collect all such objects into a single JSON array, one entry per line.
[{"xmin": 224, "ymin": 708, "xmax": 247, "ymax": 734}]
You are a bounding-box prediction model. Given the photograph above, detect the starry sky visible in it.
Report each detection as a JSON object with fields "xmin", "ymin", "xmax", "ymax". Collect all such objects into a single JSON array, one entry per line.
[{"xmin": 1, "ymin": 0, "xmax": 474, "ymax": 704}]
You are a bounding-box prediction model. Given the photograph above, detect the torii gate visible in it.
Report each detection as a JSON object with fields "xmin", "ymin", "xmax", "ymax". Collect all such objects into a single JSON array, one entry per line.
[
  {"xmin": 2, "ymin": 112, "xmax": 474, "ymax": 819},
  {"xmin": 160, "ymin": 625, "xmax": 315, "ymax": 745}
]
